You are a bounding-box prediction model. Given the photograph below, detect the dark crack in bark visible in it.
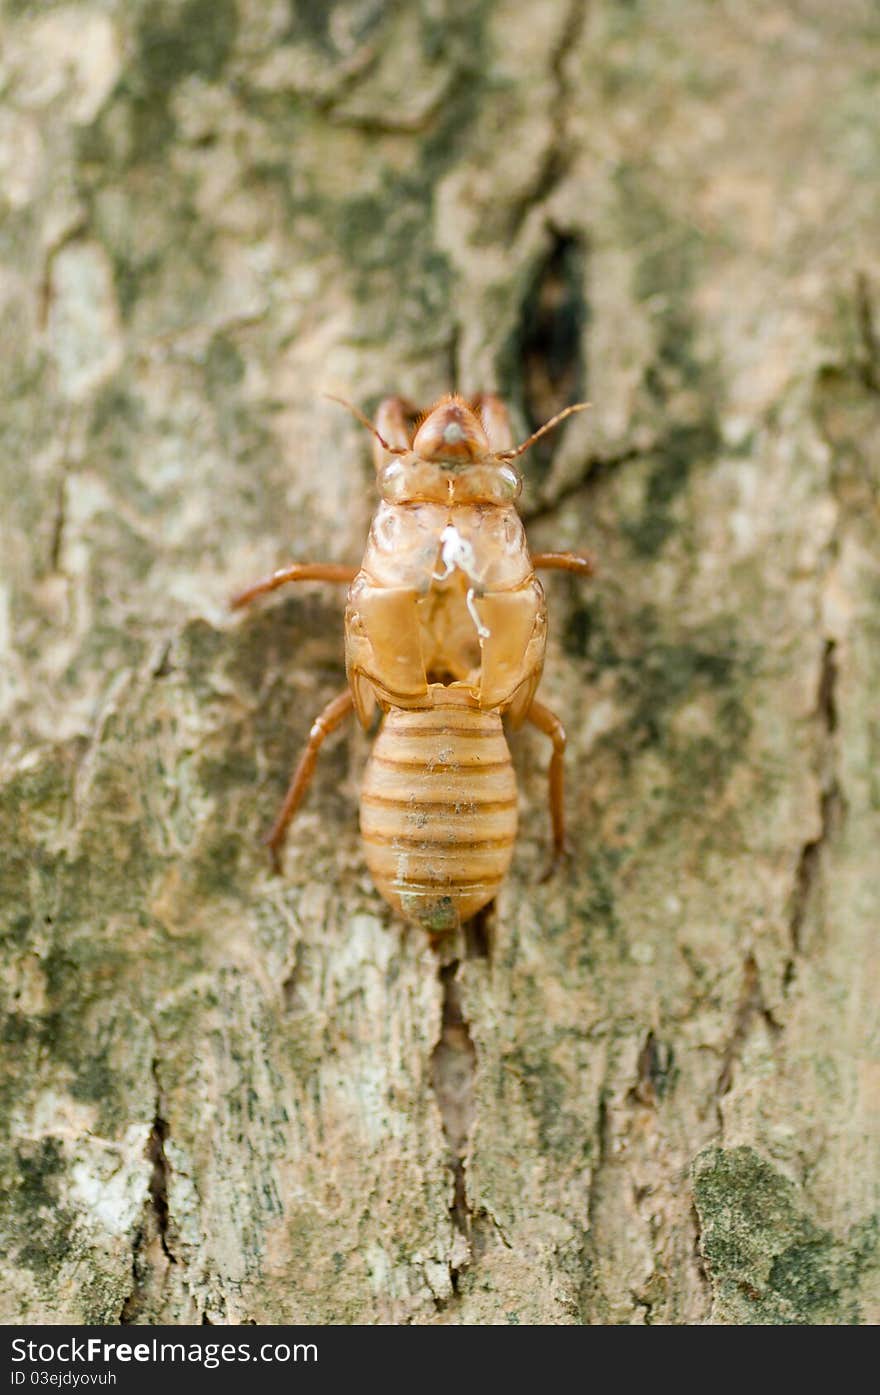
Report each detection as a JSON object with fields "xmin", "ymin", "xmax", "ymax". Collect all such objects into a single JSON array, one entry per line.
[
  {"xmin": 151, "ymin": 637, "xmax": 175, "ymax": 679},
  {"xmin": 816, "ymin": 635, "xmax": 839, "ymax": 736},
  {"xmin": 49, "ymin": 469, "xmax": 68, "ymax": 574},
  {"xmin": 497, "ymin": 0, "xmax": 593, "ymax": 502},
  {"xmin": 629, "ymin": 1030, "xmax": 675, "ymax": 1108},
  {"xmin": 517, "ymin": 232, "xmax": 588, "ymax": 476},
  {"xmin": 716, "ymin": 954, "xmax": 781, "ymax": 1105},
  {"xmin": 785, "ymin": 639, "xmax": 844, "ymax": 987},
  {"xmin": 690, "ymin": 1195, "xmax": 713, "ymax": 1316},
  {"xmin": 281, "ymin": 940, "xmax": 306, "ymax": 1015},
  {"xmin": 146, "ymin": 1107, "xmax": 175, "ymax": 1265},
  {"xmin": 430, "ymin": 960, "xmax": 477, "ymax": 1300},
  {"xmin": 463, "ymin": 903, "xmax": 494, "ymax": 961},
  {"xmin": 630, "ymin": 1289, "xmax": 653, "ymax": 1324},
  {"xmin": 45, "ymin": 414, "xmax": 80, "ymax": 576},
  {"xmin": 507, "ymin": 0, "xmax": 589, "ymax": 232},
  {"xmin": 855, "ymin": 271, "xmax": 880, "ymax": 393},
  {"xmin": 119, "ymin": 1060, "xmax": 176, "ymax": 1324},
  {"xmin": 521, "ymin": 442, "xmax": 644, "ymax": 525},
  {"xmin": 37, "ymin": 220, "xmax": 87, "ymax": 333},
  {"xmin": 586, "ymin": 1088, "xmax": 609, "ymax": 1237},
  {"xmin": 446, "ymin": 322, "xmax": 461, "ymax": 395},
  {"xmin": 577, "ymin": 1082, "xmax": 611, "ymax": 1322}
]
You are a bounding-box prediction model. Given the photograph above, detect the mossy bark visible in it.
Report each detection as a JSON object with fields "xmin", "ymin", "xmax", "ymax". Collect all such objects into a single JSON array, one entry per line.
[{"xmin": 1, "ymin": 0, "xmax": 878, "ymax": 1324}]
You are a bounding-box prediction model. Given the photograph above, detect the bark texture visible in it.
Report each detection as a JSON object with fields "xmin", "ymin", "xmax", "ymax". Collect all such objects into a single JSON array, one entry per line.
[{"xmin": 1, "ymin": 0, "xmax": 879, "ymax": 1324}]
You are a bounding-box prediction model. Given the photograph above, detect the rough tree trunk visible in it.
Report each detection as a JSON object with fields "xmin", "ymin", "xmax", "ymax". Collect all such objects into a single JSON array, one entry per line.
[{"xmin": 1, "ymin": 0, "xmax": 878, "ymax": 1325}]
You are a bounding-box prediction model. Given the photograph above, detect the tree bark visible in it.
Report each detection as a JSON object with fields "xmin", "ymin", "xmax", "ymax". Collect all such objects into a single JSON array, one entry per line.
[{"xmin": 1, "ymin": 0, "xmax": 878, "ymax": 1324}]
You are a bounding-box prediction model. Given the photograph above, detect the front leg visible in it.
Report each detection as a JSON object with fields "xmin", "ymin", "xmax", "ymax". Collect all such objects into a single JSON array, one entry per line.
[
  {"xmin": 372, "ymin": 396, "xmax": 420, "ymax": 471},
  {"xmin": 531, "ymin": 551, "xmax": 596, "ymax": 577},
  {"xmin": 471, "ymin": 394, "xmax": 514, "ymax": 452},
  {"xmin": 231, "ymin": 562, "xmax": 358, "ymax": 610}
]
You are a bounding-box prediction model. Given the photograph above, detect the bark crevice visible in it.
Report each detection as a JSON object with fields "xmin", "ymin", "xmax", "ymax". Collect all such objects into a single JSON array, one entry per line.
[
  {"xmin": 119, "ymin": 1059, "xmax": 176, "ymax": 1324},
  {"xmin": 690, "ymin": 1198, "xmax": 713, "ymax": 1314},
  {"xmin": 522, "ymin": 444, "xmax": 643, "ymax": 525},
  {"xmin": 49, "ymin": 468, "xmax": 69, "ymax": 574},
  {"xmin": 786, "ymin": 639, "xmax": 844, "ymax": 986},
  {"xmin": 508, "ymin": 0, "xmax": 590, "ymax": 230},
  {"xmin": 430, "ymin": 960, "xmax": 477, "ymax": 1298},
  {"xmin": 716, "ymin": 954, "xmax": 782, "ymax": 1107},
  {"xmin": 855, "ymin": 271, "xmax": 880, "ymax": 393}
]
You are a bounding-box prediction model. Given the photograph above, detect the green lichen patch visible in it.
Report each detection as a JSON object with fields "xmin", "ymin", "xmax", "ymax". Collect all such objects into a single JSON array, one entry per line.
[
  {"xmin": 136, "ymin": 0, "xmax": 240, "ymax": 93},
  {"xmin": 204, "ymin": 334, "xmax": 245, "ymax": 395},
  {"xmin": 622, "ymin": 417, "xmax": 722, "ymax": 558},
  {"xmin": 609, "ymin": 166, "xmax": 724, "ymax": 551},
  {"xmin": 325, "ymin": 5, "xmax": 489, "ymax": 342},
  {"xmin": 0, "ymin": 1138, "xmax": 80, "ymax": 1277},
  {"xmin": 561, "ymin": 594, "xmax": 620, "ymax": 668},
  {"xmin": 693, "ymin": 1146, "xmax": 879, "ymax": 1324},
  {"xmin": 0, "ymin": 754, "xmax": 71, "ymax": 865},
  {"xmin": 575, "ymin": 847, "xmax": 623, "ymax": 943},
  {"xmin": 576, "ymin": 607, "xmax": 753, "ymax": 801},
  {"xmin": 335, "ymin": 178, "xmax": 454, "ymax": 344},
  {"xmin": 190, "ymin": 830, "xmax": 245, "ymax": 900},
  {"xmin": 284, "ymin": 0, "xmax": 387, "ymax": 54},
  {"xmin": 506, "ymin": 1050, "xmax": 575, "ymax": 1153},
  {"xmin": 812, "ymin": 361, "xmax": 880, "ymax": 511},
  {"xmin": 614, "ymin": 164, "xmax": 704, "ymax": 307},
  {"xmin": 624, "ymin": 627, "xmax": 744, "ymax": 744},
  {"xmin": 78, "ymin": 0, "xmax": 240, "ymax": 175},
  {"xmin": 173, "ymin": 616, "xmax": 229, "ymax": 689}
]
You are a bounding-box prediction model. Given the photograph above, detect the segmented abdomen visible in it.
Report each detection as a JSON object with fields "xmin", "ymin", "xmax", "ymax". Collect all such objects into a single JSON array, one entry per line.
[{"xmin": 360, "ymin": 700, "xmax": 518, "ymax": 934}]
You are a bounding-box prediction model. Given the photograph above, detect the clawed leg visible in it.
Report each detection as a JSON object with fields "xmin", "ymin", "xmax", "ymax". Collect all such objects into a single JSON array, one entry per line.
[
  {"xmin": 471, "ymin": 394, "xmax": 514, "ymax": 453},
  {"xmin": 230, "ymin": 562, "xmax": 357, "ymax": 610},
  {"xmin": 526, "ymin": 698, "xmax": 568, "ymax": 880},
  {"xmin": 531, "ymin": 551, "xmax": 597, "ymax": 577},
  {"xmin": 265, "ymin": 689, "xmax": 354, "ymax": 873},
  {"xmin": 373, "ymin": 396, "xmax": 420, "ymax": 470}
]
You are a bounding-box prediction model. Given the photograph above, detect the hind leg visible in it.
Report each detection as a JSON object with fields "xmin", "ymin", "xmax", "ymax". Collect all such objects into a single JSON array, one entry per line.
[
  {"xmin": 265, "ymin": 689, "xmax": 354, "ymax": 873},
  {"xmin": 526, "ymin": 698, "xmax": 568, "ymax": 877}
]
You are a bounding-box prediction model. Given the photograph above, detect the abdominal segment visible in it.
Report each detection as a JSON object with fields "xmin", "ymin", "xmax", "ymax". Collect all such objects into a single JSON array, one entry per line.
[{"xmin": 359, "ymin": 702, "xmax": 518, "ymax": 934}]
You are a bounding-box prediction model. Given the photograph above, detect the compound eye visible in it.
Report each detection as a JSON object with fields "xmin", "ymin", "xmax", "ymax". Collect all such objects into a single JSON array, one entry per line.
[
  {"xmin": 380, "ymin": 461, "xmax": 408, "ymax": 502},
  {"xmin": 498, "ymin": 465, "xmax": 521, "ymax": 500}
]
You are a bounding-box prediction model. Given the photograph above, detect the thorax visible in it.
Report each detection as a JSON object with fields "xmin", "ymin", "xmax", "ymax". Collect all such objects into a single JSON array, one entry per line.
[
  {"xmin": 361, "ymin": 499, "xmax": 532, "ymax": 592},
  {"xmin": 361, "ymin": 454, "xmax": 531, "ymax": 593}
]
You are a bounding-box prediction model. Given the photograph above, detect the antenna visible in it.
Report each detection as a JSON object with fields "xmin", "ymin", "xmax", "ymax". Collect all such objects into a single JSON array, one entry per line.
[
  {"xmin": 495, "ymin": 402, "xmax": 590, "ymax": 461},
  {"xmin": 325, "ymin": 394, "xmax": 410, "ymax": 455}
]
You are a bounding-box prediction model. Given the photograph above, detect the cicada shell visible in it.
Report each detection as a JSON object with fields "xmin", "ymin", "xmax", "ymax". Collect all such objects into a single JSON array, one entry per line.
[{"xmin": 232, "ymin": 393, "xmax": 594, "ymax": 935}]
